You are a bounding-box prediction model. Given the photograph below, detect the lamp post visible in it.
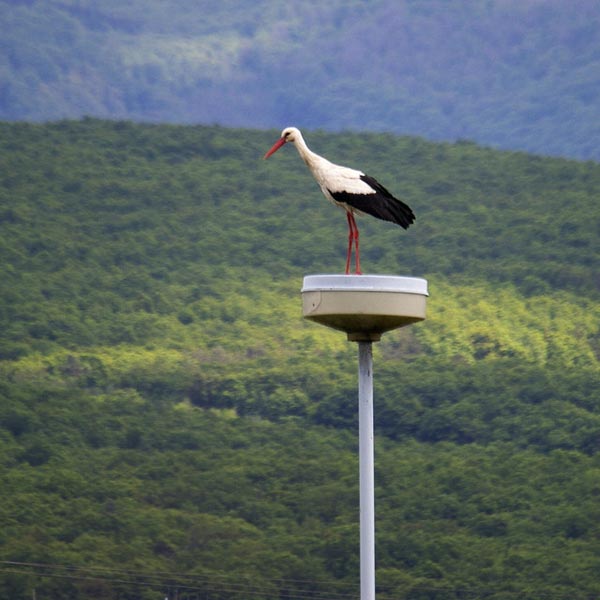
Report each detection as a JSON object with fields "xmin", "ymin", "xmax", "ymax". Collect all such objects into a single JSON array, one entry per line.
[{"xmin": 301, "ymin": 274, "xmax": 428, "ymax": 600}]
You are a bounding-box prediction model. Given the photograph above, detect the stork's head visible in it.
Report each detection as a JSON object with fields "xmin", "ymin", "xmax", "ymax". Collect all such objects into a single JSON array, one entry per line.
[{"xmin": 264, "ymin": 126, "xmax": 301, "ymax": 159}]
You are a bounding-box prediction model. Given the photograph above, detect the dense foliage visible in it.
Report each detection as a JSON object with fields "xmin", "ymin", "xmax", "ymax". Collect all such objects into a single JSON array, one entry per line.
[
  {"xmin": 1, "ymin": 0, "xmax": 600, "ymax": 160},
  {"xmin": 0, "ymin": 120, "xmax": 599, "ymax": 599}
]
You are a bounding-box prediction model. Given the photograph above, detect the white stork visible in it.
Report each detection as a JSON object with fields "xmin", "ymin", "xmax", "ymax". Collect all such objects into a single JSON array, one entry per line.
[{"xmin": 264, "ymin": 127, "xmax": 415, "ymax": 274}]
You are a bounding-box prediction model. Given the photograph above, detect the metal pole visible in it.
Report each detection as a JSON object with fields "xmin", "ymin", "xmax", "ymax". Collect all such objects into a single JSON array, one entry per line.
[{"xmin": 358, "ymin": 341, "xmax": 375, "ymax": 600}]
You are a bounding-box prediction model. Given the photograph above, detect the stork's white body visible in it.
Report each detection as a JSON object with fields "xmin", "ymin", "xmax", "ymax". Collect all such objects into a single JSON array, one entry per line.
[
  {"xmin": 264, "ymin": 127, "xmax": 415, "ymax": 274},
  {"xmin": 288, "ymin": 132, "xmax": 375, "ymax": 208}
]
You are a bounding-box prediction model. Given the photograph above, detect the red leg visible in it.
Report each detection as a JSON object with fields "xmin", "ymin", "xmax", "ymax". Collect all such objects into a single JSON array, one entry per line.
[
  {"xmin": 349, "ymin": 212, "xmax": 362, "ymax": 274},
  {"xmin": 345, "ymin": 212, "xmax": 362, "ymax": 274},
  {"xmin": 345, "ymin": 212, "xmax": 353, "ymax": 274}
]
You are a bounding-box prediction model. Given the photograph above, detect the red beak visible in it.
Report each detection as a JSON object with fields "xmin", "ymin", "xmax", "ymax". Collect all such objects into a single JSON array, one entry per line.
[{"xmin": 264, "ymin": 137, "xmax": 287, "ymax": 159}]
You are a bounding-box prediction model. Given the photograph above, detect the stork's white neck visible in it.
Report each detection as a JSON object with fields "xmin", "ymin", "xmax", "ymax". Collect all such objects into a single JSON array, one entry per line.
[{"xmin": 291, "ymin": 131, "xmax": 327, "ymax": 170}]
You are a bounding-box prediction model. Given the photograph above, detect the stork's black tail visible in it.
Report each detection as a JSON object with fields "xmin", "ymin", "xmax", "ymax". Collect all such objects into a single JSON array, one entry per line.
[{"xmin": 352, "ymin": 175, "xmax": 415, "ymax": 229}]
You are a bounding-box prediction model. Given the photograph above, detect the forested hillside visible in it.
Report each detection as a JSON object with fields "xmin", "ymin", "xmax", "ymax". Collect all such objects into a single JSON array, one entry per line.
[
  {"xmin": 1, "ymin": 0, "xmax": 600, "ymax": 160},
  {"xmin": 0, "ymin": 120, "xmax": 599, "ymax": 599}
]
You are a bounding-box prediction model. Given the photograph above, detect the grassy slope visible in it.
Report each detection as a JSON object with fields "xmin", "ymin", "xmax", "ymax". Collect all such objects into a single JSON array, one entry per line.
[{"xmin": 0, "ymin": 120, "xmax": 599, "ymax": 598}]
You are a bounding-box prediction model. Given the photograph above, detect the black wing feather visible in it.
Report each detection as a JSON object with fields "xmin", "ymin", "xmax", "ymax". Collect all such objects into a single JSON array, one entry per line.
[{"xmin": 329, "ymin": 175, "xmax": 415, "ymax": 229}]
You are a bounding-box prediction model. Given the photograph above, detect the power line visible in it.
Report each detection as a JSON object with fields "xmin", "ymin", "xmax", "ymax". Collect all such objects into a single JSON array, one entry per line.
[
  {"xmin": 0, "ymin": 559, "xmax": 357, "ymax": 589},
  {"xmin": 0, "ymin": 561, "xmax": 359, "ymax": 600},
  {"xmin": 1, "ymin": 560, "xmax": 597, "ymax": 600}
]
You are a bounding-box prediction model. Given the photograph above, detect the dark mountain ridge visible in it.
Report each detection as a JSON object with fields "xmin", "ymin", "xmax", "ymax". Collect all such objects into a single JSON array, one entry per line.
[{"xmin": 1, "ymin": 0, "xmax": 600, "ymax": 160}]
